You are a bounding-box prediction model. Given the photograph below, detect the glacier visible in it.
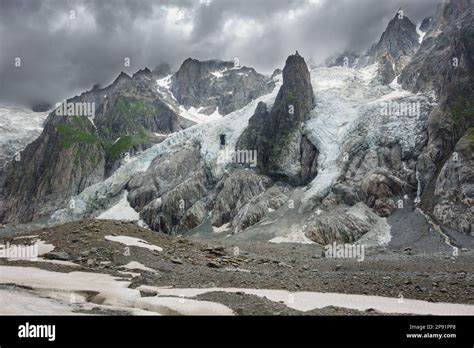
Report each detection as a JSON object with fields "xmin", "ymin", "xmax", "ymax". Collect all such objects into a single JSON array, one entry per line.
[
  {"xmin": 50, "ymin": 62, "xmax": 435, "ymax": 236},
  {"xmin": 0, "ymin": 105, "xmax": 49, "ymax": 168}
]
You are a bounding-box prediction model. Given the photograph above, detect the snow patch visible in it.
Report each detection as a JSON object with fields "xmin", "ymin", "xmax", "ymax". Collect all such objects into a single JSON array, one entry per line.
[
  {"xmin": 156, "ymin": 75, "xmax": 173, "ymax": 89},
  {"xmin": 269, "ymin": 225, "xmax": 314, "ymax": 244},
  {"xmin": 210, "ymin": 68, "xmax": 229, "ymax": 78},
  {"xmin": 212, "ymin": 223, "xmax": 230, "ymax": 234},
  {"xmin": 105, "ymin": 235, "xmax": 163, "ymax": 252},
  {"xmin": 416, "ymin": 23, "xmax": 426, "ymax": 44},
  {"xmin": 97, "ymin": 191, "xmax": 140, "ymax": 221},
  {"xmin": 178, "ymin": 106, "xmax": 222, "ymax": 124},
  {"xmin": 120, "ymin": 261, "xmax": 157, "ymax": 273}
]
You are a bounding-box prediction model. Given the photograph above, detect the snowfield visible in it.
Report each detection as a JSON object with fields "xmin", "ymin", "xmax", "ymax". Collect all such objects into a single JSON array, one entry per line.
[
  {"xmin": 0, "ymin": 266, "xmax": 234, "ymax": 315},
  {"xmin": 2, "ymin": 265, "xmax": 472, "ymax": 316},
  {"xmin": 104, "ymin": 235, "xmax": 163, "ymax": 252}
]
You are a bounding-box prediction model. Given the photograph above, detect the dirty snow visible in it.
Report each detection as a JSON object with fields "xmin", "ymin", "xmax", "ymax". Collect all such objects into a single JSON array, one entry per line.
[
  {"xmin": 0, "ymin": 266, "xmax": 233, "ymax": 316},
  {"xmin": 269, "ymin": 225, "xmax": 314, "ymax": 244},
  {"xmin": 135, "ymin": 296, "xmax": 234, "ymax": 315},
  {"xmin": 142, "ymin": 286, "xmax": 474, "ymax": 316},
  {"xmin": 0, "ymin": 288, "xmax": 78, "ymax": 315}
]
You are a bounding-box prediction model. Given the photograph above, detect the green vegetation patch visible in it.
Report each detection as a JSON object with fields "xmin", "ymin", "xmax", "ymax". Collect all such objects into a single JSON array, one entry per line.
[
  {"xmin": 450, "ymin": 97, "xmax": 474, "ymax": 126},
  {"xmin": 57, "ymin": 117, "xmax": 98, "ymax": 148},
  {"xmin": 115, "ymin": 96, "xmax": 155, "ymax": 118},
  {"xmin": 458, "ymin": 127, "xmax": 474, "ymax": 152},
  {"xmin": 107, "ymin": 128, "xmax": 150, "ymax": 159}
]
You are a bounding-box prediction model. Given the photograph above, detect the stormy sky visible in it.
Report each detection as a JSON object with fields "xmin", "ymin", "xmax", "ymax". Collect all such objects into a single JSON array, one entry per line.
[{"xmin": 0, "ymin": 0, "xmax": 440, "ymax": 108}]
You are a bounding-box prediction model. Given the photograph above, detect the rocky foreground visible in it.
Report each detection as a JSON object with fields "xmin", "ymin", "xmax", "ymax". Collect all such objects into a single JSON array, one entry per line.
[{"xmin": 1, "ymin": 220, "xmax": 472, "ymax": 316}]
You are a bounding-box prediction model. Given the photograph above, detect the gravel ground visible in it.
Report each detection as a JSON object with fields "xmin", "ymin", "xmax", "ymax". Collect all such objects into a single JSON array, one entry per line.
[{"xmin": 0, "ymin": 219, "xmax": 473, "ymax": 315}]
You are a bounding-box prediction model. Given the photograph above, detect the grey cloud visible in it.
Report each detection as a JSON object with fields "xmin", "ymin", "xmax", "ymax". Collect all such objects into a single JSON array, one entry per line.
[{"xmin": 0, "ymin": 0, "xmax": 439, "ymax": 108}]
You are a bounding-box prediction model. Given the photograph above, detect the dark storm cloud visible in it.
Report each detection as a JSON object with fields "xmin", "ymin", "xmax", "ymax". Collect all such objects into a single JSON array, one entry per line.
[{"xmin": 0, "ymin": 0, "xmax": 439, "ymax": 108}]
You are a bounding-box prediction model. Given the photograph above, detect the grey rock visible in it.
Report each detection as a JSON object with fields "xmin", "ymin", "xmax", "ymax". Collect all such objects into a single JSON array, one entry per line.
[
  {"xmin": 305, "ymin": 203, "xmax": 380, "ymax": 244},
  {"xmin": 171, "ymin": 58, "xmax": 274, "ymax": 115},
  {"xmin": 367, "ymin": 13, "xmax": 420, "ymax": 83},
  {"xmin": 44, "ymin": 251, "xmax": 70, "ymax": 261},
  {"xmin": 171, "ymin": 257, "xmax": 183, "ymax": 265},
  {"xmin": 211, "ymin": 169, "xmax": 268, "ymax": 227},
  {"xmin": 433, "ymin": 130, "xmax": 474, "ymax": 234},
  {"xmin": 237, "ymin": 53, "xmax": 318, "ymax": 185},
  {"xmin": 231, "ymin": 185, "xmax": 289, "ymax": 233}
]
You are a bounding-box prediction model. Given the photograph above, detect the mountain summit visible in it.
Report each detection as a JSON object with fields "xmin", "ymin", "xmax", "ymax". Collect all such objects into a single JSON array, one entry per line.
[
  {"xmin": 238, "ymin": 52, "xmax": 318, "ymax": 185},
  {"xmin": 367, "ymin": 11, "xmax": 420, "ymax": 83}
]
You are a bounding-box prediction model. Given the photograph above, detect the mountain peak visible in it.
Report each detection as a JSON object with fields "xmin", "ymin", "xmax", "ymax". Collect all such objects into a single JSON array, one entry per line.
[
  {"xmin": 279, "ymin": 53, "xmax": 314, "ymax": 121},
  {"xmin": 237, "ymin": 52, "xmax": 317, "ymax": 184},
  {"xmin": 171, "ymin": 57, "xmax": 272, "ymax": 115},
  {"xmin": 132, "ymin": 68, "xmax": 152, "ymax": 79},
  {"xmin": 385, "ymin": 13, "xmax": 417, "ymax": 37},
  {"xmin": 367, "ymin": 11, "xmax": 419, "ymax": 83},
  {"xmin": 113, "ymin": 71, "xmax": 132, "ymax": 84}
]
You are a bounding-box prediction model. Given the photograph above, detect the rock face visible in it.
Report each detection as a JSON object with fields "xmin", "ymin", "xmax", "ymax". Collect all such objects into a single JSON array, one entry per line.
[
  {"xmin": 238, "ymin": 53, "xmax": 318, "ymax": 185},
  {"xmin": 230, "ymin": 185, "xmax": 289, "ymax": 234},
  {"xmin": 126, "ymin": 144, "xmax": 285, "ymax": 235},
  {"xmin": 210, "ymin": 169, "xmax": 269, "ymax": 227},
  {"xmin": 128, "ymin": 145, "xmax": 208, "ymax": 234},
  {"xmin": 419, "ymin": 17, "xmax": 432, "ymax": 33},
  {"xmin": 433, "ymin": 129, "xmax": 474, "ymax": 235},
  {"xmin": 95, "ymin": 69, "xmax": 183, "ymax": 175},
  {"xmin": 367, "ymin": 12, "xmax": 420, "ymax": 83},
  {"xmin": 333, "ymin": 139, "xmax": 417, "ymax": 219},
  {"xmin": 1, "ymin": 115, "xmax": 105, "ymax": 223},
  {"xmin": 0, "ymin": 68, "xmax": 189, "ymax": 223},
  {"xmin": 397, "ymin": 0, "xmax": 474, "ymax": 234},
  {"xmin": 400, "ymin": 1, "xmax": 474, "ymax": 99},
  {"xmin": 0, "ymin": 55, "xmax": 278, "ymax": 225},
  {"xmin": 171, "ymin": 58, "xmax": 274, "ymax": 115},
  {"xmin": 305, "ymin": 203, "xmax": 380, "ymax": 244}
]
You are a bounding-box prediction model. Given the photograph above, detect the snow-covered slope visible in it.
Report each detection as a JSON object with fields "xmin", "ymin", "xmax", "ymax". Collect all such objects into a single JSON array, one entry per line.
[{"xmin": 156, "ymin": 74, "xmax": 223, "ymax": 124}]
